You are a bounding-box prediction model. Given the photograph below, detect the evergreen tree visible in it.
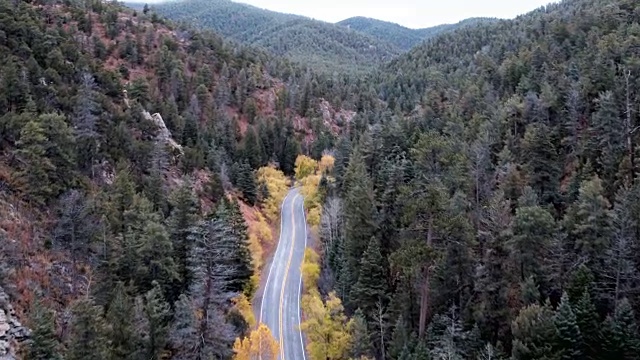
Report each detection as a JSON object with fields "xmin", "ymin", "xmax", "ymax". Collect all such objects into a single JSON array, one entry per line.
[
  {"xmin": 169, "ymin": 294, "xmax": 199, "ymax": 360},
  {"xmin": 281, "ymin": 136, "xmax": 301, "ymax": 175},
  {"xmin": 564, "ymin": 176, "xmax": 611, "ymax": 273},
  {"xmin": 511, "ymin": 204, "xmax": 556, "ymax": 284},
  {"xmin": 573, "ymin": 290, "xmax": 600, "ymax": 360},
  {"xmin": 134, "ymin": 219, "xmax": 179, "ymax": 298},
  {"xmin": 591, "ymin": 91, "xmax": 624, "ymax": 191},
  {"xmin": 53, "ymin": 189, "xmax": 98, "ymax": 262},
  {"xmin": 342, "ymin": 148, "xmax": 376, "ymax": 302},
  {"xmin": 105, "ymin": 282, "xmax": 139, "ymax": 360},
  {"xmin": 511, "ymin": 303, "xmax": 558, "ymax": 360},
  {"xmin": 142, "ymin": 282, "xmax": 171, "ymax": 360},
  {"xmin": 349, "ymin": 309, "xmax": 373, "ymax": 359},
  {"xmin": 27, "ymin": 300, "xmax": 62, "ymax": 360},
  {"xmin": 219, "ymin": 198, "xmax": 254, "ymax": 295},
  {"xmin": 351, "ymin": 237, "xmax": 388, "ymax": 314},
  {"xmin": 553, "ymin": 292, "xmax": 582, "ymax": 360},
  {"xmin": 234, "ymin": 161, "xmax": 258, "ymax": 205},
  {"xmin": 15, "ymin": 117, "xmax": 67, "ymax": 205},
  {"xmin": 475, "ymin": 191, "xmax": 512, "ymax": 344},
  {"xmin": 242, "ymin": 126, "xmax": 265, "ymax": 169},
  {"xmin": 73, "ymin": 72, "xmax": 100, "ymax": 173},
  {"xmin": 65, "ymin": 298, "xmax": 108, "ymax": 360},
  {"xmin": 521, "ymin": 123, "xmax": 561, "ymax": 206},
  {"xmin": 601, "ymin": 298, "xmax": 640, "ymax": 360},
  {"xmin": 167, "ymin": 180, "xmax": 200, "ymax": 294}
]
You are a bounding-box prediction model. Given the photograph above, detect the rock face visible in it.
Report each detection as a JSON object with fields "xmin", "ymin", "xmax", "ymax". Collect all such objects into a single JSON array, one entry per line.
[
  {"xmin": 142, "ymin": 110, "xmax": 183, "ymax": 154},
  {"xmin": 0, "ymin": 287, "xmax": 30, "ymax": 359}
]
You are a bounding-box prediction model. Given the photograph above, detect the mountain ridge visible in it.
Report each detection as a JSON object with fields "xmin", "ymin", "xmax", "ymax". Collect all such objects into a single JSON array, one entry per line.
[
  {"xmin": 337, "ymin": 16, "xmax": 498, "ymax": 50},
  {"xmin": 138, "ymin": 0, "xmax": 401, "ymax": 74}
]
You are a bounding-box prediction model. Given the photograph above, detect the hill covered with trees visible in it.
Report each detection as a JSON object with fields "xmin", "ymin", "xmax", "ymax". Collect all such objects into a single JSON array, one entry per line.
[
  {"xmin": 314, "ymin": 0, "xmax": 640, "ymax": 358},
  {"xmin": 141, "ymin": 0, "xmax": 401, "ymax": 74},
  {"xmin": 0, "ymin": 0, "xmax": 352, "ymax": 357},
  {"xmin": 3, "ymin": 0, "xmax": 640, "ymax": 359},
  {"xmin": 337, "ymin": 16, "xmax": 496, "ymax": 51}
]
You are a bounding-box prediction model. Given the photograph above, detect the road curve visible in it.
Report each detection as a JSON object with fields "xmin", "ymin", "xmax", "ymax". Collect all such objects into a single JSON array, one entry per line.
[{"xmin": 260, "ymin": 188, "xmax": 307, "ymax": 360}]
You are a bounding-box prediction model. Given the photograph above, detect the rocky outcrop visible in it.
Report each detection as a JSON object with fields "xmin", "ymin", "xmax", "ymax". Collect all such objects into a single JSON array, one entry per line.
[
  {"xmin": 0, "ymin": 287, "xmax": 30, "ymax": 359},
  {"xmin": 142, "ymin": 111, "xmax": 184, "ymax": 154}
]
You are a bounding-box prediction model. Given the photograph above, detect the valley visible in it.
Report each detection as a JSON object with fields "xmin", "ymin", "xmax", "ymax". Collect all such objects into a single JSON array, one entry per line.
[{"xmin": 1, "ymin": 0, "xmax": 640, "ymax": 359}]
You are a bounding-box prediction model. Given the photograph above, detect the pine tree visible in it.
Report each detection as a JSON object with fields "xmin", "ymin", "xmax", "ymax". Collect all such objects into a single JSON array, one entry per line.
[
  {"xmin": 186, "ymin": 210, "xmax": 239, "ymax": 359},
  {"xmin": 168, "ymin": 294, "xmax": 199, "ymax": 360},
  {"xmin": 591, "ymin": 91, "xmax": 624, "ymax": 191},
  {"xmin": 15, "ymin": 120, "xmax": 57, "ymax": 205},
  {"xmin": 65, "ymin": 298, "xmax": 108, "ymax": 360},
  {"xmin": 167, "ymin": 180, "xmax": 200, "ymax": 294},
  {"xmin": 134, "ymin": 219, "xmax": 179, "ymax": 298},
  {"xmin": 219, "ymin": 199, "xmax": 254, "ymax": 295},
  {"xmin": 105, "ymin": 282, "xmax": 139, "ymax": 360},
  {"xmin": 475, "ymin": 191, "xmax": 512, "ymax": 344},
  {"xmin": 242, "ymin": 126, "xmax": 265, "ymax": 169},
  {"xmin": 342, "ymin": 148, "xmax": 376, "ymax": 302},
  {"xmin": 521, "ymin": 123, "xmax": 561, "ymax": 206},
  {"xmin": 601, "ymin": 298, "xmax": 640, "ymax": 359},
  {"xmin": 573, "ymin": 290, "xmax": 600, "ymax": 360},
  {"xmin": 388, "ymin": 315, "xmax": 410, "ymax": 360},
  {"xmin": 73, "ymin": 72, "xmax": 100, "ymax": 173},
  {"xmin": 553, "ymin": 292, "xmax": 582, "ymax": 360},
  {"xmin": 27, "ymin": 300, "xmax": 62, "ymax": 360},
  {"xmin": 351, "ymin": 237, "xmax": 388, "ymax": 314},
  {"xmin": 511, "ymin": 204, "xmax": 556, "ymax": 285},
  {"xmin": 564, "ymin": 176, "xmax": 611, "ymax": 272},
  {"xmin": 511, "ymin": 303, "xmax": 558, "ymax": 360},
  {"xmin": 234, "ymin": 161, "xmax": 258, "ymax": 205},
  {"xmin": 142, "ymin": 282, "xmax": 171, "ymax": 360},
  {"xmin": 350, "ymin": 309, "xmax": 373, "ymax": 359},
  {"xmin": 566, "ymin": 264, "xmax": 594, "ymax": 304},
  {"xmin": 53, "ymin": 189, "xmax": 98, "ymax": 262},
  {"xmin": 333, "ymin": 136, "xmax": 352, "ymax": 189},
  {"xmin": 281, "ymin": 136, "xmax": 301, "ymax": 175}
]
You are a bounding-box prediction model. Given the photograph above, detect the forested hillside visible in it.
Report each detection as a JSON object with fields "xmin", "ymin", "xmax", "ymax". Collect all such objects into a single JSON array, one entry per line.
[
  {"xmin": 3, "ymin": 0, "xmax": 640, "ymax": 359},
  {"xmin": 0, "ymin": 0, "xmax": 350, "ymax": 358},
  {"xmin": 337, "ymin": 16, "xmax": 496, "ymax": 51},
  {"xmin": 314, "ymin": 0, "xmax": 640, "ymax": 358},
  {"xmin": 142, "ymin": 0, "xmax": 400, "ymax": 74}
]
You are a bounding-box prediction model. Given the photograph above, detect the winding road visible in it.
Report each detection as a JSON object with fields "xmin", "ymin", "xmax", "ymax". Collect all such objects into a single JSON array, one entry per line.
[{"xmin": 259, "ymin": 188, "xmax": 308, "ymax": 360}]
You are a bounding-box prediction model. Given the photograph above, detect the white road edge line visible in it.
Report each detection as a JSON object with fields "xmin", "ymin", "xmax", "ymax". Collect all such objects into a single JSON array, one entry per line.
[
  {"xmin": 297, "ymin": 193, "xmax": 308, "ymax": 360},
  {"xmin": 260, "ymin": 190, "xmax": 293, "ymax": 325}
]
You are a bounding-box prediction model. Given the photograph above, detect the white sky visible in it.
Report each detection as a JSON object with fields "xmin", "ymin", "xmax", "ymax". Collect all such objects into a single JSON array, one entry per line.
[
  {"xmin": 230, "ymin": 0, "xmax": 556, "ymax": 28},
  {"xmin": 146, "ymin": 0, "xmax": 557, "ymax": 29}
]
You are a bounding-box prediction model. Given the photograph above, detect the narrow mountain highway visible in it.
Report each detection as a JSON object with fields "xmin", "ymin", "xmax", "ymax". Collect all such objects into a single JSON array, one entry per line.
[{"xmin": 260, "ymin": 188, "xmax": 307, "ymax": 360}]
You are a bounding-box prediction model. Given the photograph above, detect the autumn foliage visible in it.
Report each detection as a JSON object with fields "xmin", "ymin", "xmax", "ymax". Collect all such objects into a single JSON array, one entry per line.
[
  {"xmin": 232, "ymin": 323, "xmax": 279, "ymax": 360},
  {"xmin": 256, "ymin": 165, "xmax": 290, "ymax": 222},
  {"xmin": 295, "ymin": 154, "xmax": 335, "ymax": 228}
]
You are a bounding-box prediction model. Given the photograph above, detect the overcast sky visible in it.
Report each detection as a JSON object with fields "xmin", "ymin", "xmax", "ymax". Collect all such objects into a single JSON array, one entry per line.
[{"xmin": 228, "ymin": 0, "xmax": 556, "ymax": 28}]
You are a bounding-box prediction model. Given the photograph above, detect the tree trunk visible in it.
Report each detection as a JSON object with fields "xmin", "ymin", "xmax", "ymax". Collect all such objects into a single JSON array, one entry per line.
[
  {"xmin": 625, "ymin": 70, "xmax": 635, "ymax": 182},
  {"xmin": 418, "ymin": 217, "xmax": 434, "ymax": 338}
]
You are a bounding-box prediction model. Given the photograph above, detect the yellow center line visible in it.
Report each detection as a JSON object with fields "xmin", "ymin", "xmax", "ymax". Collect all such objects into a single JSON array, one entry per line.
[{"xmin": 279, "ymin": 194, "xmax": 298, "ymax": 360}]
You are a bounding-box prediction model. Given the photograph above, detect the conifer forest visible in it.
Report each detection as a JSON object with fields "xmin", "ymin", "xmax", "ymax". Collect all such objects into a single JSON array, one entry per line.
[{"xmin": 1, "ymin": 0, "xmax": 640, "ymax": 359}]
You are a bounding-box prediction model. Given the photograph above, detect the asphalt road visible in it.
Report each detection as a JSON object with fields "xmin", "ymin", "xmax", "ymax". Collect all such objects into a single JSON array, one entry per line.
[{"xmin": 260, "ymin": 188, "xmax": 307, "ymax": 360}]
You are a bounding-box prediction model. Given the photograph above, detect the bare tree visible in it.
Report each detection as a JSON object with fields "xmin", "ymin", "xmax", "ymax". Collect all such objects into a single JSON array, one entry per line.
[{"xmin": 319, "ymin": 197, "xmax": 344, "ymax": 254}]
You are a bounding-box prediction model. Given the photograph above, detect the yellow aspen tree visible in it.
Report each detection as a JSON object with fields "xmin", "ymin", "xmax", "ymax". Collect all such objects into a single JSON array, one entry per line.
[
  {"xmin": 256, "ymin": 165, "xmax": 289, "ymax": 221},
  {"xmin": 318, "ymin": 154, "xmax": 335, "ymax": 174},
  {"xmin": 232, "ymin": 323, "xmax": 279, "ymax": 360},
  {"xmin": 301, "ymin": 247, "xmax": 321, "ymax": 291},
  {"xmin": 301, "ymin": 291, "xmax": 352, "ymax": 360},
  {"xmin": 232, "ymin": 294, "xmax": 256, "ymax": 328},
  {"xmin": 295, "ymin": 155, "xmax": 318, "ymax": 180}
]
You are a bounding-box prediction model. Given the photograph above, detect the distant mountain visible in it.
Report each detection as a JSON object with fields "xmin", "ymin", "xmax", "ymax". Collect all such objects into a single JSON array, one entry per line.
[
  {"xmin": 338, "ymin": 16, "xmax": 498, "ymax": 50},
  {"xmin": 140, "ymin": 0, "xmax": 401, "ymax": 74}
]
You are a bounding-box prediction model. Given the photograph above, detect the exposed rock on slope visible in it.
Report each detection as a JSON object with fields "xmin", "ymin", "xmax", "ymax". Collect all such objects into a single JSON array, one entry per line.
[{"xmin": 0, "ymin": 287, "xmax": 30, "ymax": 359}]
